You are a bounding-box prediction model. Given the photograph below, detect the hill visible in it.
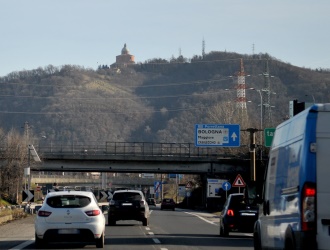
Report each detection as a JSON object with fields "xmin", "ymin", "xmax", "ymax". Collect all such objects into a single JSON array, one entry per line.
[{"xmin": 0, "ymin": 51, "xmax": 329, "ymax": 149}]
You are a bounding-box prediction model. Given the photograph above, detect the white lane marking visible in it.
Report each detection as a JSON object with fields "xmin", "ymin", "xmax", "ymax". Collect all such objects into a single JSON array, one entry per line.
[
  {"xmin": 153, "ymin": 238, "xmax": 161, "ymax": 244},
  {"xmin": 185, "ymin": 211, "xmax": 217, "ymax": 225},
  {"xmin": 9, "ymin": 238, "xmax": 34, "ymax": 250},
  {"xmin": 148, "ymin": 232, "xmax": 154, "ymax": 235},
  {"xmin": 146, "ymin": 227, "xmax": 151, "ymax": 230}
]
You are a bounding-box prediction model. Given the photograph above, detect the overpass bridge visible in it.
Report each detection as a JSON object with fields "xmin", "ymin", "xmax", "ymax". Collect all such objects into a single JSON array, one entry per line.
[{"xmin": 33, "ymin": 142, "xmax": 251, "ymax": 175}]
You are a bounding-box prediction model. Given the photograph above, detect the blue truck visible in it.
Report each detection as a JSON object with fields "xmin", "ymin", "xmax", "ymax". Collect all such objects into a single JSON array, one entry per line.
[{"xmin": 252, "ymin": 104, "xmax": 330, "ymax": 250}]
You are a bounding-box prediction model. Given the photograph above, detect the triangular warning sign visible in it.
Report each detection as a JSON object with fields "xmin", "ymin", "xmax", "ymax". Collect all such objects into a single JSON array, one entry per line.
[{"xmin": 232, "ymin": 174, "xmax": 246, "ymax": 187}]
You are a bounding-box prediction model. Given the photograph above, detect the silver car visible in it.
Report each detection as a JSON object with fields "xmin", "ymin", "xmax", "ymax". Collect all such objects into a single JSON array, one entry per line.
[{"xmin": 35, "ymin": 190, "xmax": 105, "ymax": 248}]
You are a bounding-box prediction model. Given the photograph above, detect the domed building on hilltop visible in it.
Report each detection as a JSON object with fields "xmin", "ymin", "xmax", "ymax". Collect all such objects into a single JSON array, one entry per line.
[{"xmin": 111, "ymin": 43, "xmax": 135, "ymax": 68}]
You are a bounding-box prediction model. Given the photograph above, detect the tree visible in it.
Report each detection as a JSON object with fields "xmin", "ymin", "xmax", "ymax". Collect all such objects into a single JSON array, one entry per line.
[{"xmin": 0, "ymin": 129, "xmax": 27, "ymax": 203}]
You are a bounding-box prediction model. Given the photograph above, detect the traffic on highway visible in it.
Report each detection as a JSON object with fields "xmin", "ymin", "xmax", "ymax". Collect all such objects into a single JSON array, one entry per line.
[{"xmin": 0, "ymin": 200, "xmax": 254, "ymax": 250}]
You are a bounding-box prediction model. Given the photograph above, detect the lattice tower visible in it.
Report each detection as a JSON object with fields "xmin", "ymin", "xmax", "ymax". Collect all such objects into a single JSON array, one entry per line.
[
  {"xmin": 236, "ymin": 59, "xmax": 247, "ymax": 110},
  {"xmin": 236, "ymin": 59, "xmax": 248, "ymax": 122}
]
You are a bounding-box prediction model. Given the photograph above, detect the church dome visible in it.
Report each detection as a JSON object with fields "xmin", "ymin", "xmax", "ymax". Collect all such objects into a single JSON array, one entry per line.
[{"xmin": 121, "ymin": 43, "xmax": 130, "ymax": 55}]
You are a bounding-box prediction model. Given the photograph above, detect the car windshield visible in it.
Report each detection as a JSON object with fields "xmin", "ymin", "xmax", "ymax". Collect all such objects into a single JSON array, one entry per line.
[
  {"xmin": 47, "ymin": 195, "xmax": 91, "ymax": 208},
  {"xmin": 113, "ymin": 192, "xmax": 142, "ymax": 201}
]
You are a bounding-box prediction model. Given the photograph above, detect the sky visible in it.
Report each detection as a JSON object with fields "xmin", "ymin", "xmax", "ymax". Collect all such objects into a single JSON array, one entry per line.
[{"xmin": 1, "ymin": 0, "xmax": 330, "ymax": 77}]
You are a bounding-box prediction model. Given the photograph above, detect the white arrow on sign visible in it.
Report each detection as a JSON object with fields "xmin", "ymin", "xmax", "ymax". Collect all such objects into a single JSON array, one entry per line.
[
  {"xmin": 23, "ymin": 190, "xmax": 34, "ymax": 202},
  {"xmin": 99, "ymin": 191, "xmax": 108, "ymax": 201},
  {"xmin": 231, "ymin": 132, "xmax": 237, "ymax": 141}
]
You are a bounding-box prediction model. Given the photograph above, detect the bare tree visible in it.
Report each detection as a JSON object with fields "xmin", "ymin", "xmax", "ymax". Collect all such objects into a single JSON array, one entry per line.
[{"xmin": 0, "ymin": 129, "xmax": 27, "ymax": 203}]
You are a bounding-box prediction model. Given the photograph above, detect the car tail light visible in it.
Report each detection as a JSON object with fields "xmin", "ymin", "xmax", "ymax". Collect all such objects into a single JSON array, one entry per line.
[
  {"xmin": 85, "ymin": 210, "xmax": 101, "ymax": 216},
  {"xmin": 227, "ymin": 209, "xmax": 234, "ymax": 216},
  {"xmin": 301, "ymin": 182, "xmax": 316, "ymax": 231},
  {"xmin": 38, "ymin": 210, "xmax": 52, "ymax": 217}
]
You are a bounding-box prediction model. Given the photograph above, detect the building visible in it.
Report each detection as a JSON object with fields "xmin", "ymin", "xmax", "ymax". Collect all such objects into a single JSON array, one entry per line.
[{"xmin": 111, "ymin": 43, "xmax": 135, "ymax": 68}]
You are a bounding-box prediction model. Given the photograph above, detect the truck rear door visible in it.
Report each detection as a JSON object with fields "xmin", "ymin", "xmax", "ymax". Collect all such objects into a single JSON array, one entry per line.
[{"xmin": 316, "ymin": 111, "xmax": 330, "ymax": 249}]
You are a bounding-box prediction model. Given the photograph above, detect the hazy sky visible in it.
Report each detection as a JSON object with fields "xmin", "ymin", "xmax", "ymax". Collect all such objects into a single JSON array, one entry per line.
[{"xmin": 1, "ymin": 0, "xmax": 329, "ymax": 77}]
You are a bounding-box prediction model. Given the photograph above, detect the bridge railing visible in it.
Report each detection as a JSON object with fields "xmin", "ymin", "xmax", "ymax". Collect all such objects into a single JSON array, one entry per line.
[{"xmin": 35, "ymin": 142, "xmax": 234, "ymax": 158}]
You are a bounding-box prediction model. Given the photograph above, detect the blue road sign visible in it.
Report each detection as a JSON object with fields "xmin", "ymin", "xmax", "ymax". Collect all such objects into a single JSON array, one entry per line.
[
  {"xmin": 195, "ymin": 124, "xmax": 240, "ymax": 147},
  {"xmin": 222, "ymin": 181, "xmax": 231, "ymax": 191}
]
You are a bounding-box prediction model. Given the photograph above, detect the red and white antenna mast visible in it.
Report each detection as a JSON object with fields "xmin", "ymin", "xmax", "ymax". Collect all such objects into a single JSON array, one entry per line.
[{"xmin": 236, "ymin": 58, "xmax": 247, "ymax": 110}]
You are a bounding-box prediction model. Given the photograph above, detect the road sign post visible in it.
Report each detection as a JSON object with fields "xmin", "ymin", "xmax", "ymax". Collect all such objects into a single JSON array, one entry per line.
[
  {"xmin": 195, "ymin": 124, "xmax": 240, "ymax": 147},
  {"xmin": 222, "ymin": 181, "xmax": 231, "ymax": 198},
  {"xmin": 232, "ymin": 174, "xmax": 246, "ymax": 193}
]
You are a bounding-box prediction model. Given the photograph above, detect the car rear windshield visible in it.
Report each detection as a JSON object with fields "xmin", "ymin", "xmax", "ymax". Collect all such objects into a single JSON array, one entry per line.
[
  {"xmin": 163, "ymin": 199, "xmax": 174, "ymax": 203},
  {"xmin": 113, "ymin": 192, "xmax": 142, "ymax": 201},
  {"xmin": 229, "ymin": 195, "xmax": 244, "ymax": 207},
  {"xmin": 47, "ymin": 195, "xmax": 91, "ymax": 208}
]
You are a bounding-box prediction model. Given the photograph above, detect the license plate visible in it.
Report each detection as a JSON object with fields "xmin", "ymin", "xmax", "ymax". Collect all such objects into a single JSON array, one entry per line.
[
  {"xmin": 241, "ymin": 213, "xmax": 256, "ymax": 216},
  {"xmin": 58, "ymin": 229, "xmax": 80, "ymax": 234},
  {"xmin": 122, "ymin": 203, "xmax": 132, "ymax": 206}
]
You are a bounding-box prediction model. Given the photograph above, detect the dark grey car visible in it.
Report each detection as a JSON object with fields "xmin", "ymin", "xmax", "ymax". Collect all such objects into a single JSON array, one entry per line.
[
  {"xmin": 108, "ymin": 190, "xmax": 150, "ymax": 226},
  {"xmin": 219, "ymin": 193, "xmax": 258, "ymax": 236}
]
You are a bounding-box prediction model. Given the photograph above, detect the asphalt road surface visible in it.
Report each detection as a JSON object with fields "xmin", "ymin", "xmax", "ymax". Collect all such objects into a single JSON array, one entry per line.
[{"xmin": 0, "ymin": 205, "xmax": 254, "ymax": 250}]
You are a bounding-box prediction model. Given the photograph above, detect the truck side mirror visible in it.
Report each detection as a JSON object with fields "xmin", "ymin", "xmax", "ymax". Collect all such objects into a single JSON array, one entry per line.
[{"xmin": 244, "ymin": 181, "xmax": 263, "ymax": 205}]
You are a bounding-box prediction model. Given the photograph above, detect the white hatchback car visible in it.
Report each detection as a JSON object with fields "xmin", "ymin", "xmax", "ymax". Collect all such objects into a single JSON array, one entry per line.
[{"xmin": 35, "ymin": 191, "xmax": 105, "ymax": 248}]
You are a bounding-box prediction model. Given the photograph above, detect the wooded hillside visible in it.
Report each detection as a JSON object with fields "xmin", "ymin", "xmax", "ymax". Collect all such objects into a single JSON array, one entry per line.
[{"xmin": 0, "ymin": 51, "xmax": 329, "ymax": 146}]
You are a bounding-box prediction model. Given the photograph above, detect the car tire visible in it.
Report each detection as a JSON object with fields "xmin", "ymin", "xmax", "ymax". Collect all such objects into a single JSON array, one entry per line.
[
  {"xmin": 220, "ymin": 221, "xmax": 229, "ymax": 237},
  {"xmin": 172, "ymin": 207, "xmax": 175, "ymax": 211},
  {"xmin": 253, "ymin": 222, "xmax": 263, "ymax": 250},
  {"xmin": 108, "ymin": 218, "xmax": 116, "ymax": 226},
  {"xmin": 96, "ymin": 232, "xmax": 104, "ymax": 248},
  {"xmin": 143, "ymin": 217, "xmax": 149, "ymax": 226},
  {"xmin": 35, "ymin": 233, "xmax": 45, "ymax": 249},
  {"xmin": 253, "ymin": 231, "xmax": 262, "ymax": 250}
]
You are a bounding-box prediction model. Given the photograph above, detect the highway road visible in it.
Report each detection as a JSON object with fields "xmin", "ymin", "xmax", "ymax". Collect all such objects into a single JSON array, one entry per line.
[{"xmin": 0, "ymin": 205, "xmax": 254, "ymax": 250}]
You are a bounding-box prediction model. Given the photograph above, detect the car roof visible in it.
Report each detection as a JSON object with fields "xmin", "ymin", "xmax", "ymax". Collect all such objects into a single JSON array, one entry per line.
[
  {"xmin": 229, "ymin": 193, "xmax": 244, "ymax": 197},
  {"xmin": 113, "ymin": 189, "xmax": 143, "ymax": 194},
  {"xmin": 45, "ymin": 190, "xmax": 94, "ymax": 198}
]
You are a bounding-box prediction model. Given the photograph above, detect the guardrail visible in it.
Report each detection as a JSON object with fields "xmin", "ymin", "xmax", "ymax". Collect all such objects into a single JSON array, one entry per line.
[{"xmin": 34, "ymin": 141, "xmax": 239, "ymax": 158}]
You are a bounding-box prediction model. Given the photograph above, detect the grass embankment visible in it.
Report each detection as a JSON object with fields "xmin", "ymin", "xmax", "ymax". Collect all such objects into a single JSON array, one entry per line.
[{"xmin": 0, "ymin": 198, "xmax": 29, "ymax": 220}]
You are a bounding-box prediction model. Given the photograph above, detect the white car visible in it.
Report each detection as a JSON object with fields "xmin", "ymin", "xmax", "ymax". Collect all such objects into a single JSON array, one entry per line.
[{"xmin": 35, "ymin": 190, "xmax": 105, "ymax": 248}]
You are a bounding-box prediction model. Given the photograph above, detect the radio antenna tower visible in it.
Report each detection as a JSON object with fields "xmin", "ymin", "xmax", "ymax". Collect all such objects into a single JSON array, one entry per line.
[
  {"xmin": 202, "ymin": 38, "xmax": 205, "ymax": 58},
  {"xmin": 236, "ymin": 59, "xmax": 247, "ymax": 109},
  {"xmin": 236, "ymin": 59, "xmax": 249, "ymax": 121}
]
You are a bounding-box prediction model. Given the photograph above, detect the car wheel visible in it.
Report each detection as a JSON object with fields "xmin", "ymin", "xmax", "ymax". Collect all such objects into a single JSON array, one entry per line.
[
  {"xmin": 223, "ymin": 224, "xmax": 229, "ymax": 236},
  {"xmin": 172, "ymin": 208, "xmax": 175, "ymax": 211},
  {"xmin": 143, "ymin": 217, "xmax": 149, "ymax": 226},
  {"xmin": 253, "ymin": 222, "xmax": 263, "ymax": 250},
  {"xmin": 253, "ymin": 230, "xmax": 262, "ymax": 250},
  {"xmin": 220, "ymin": 221, "xmax": 229, "ymax": 237},
  {"xmin": 108, "ymin": 218, "xmax": 116, "ymax": 226},
  {"xmin": 219, "ymin": 222, "xmax": 224, "ymax": 236},
  {"xmin": 35, "ymin": 233, "xmax": 45, "ymax": 249},
  {"xmin": 96, "ymin": 232, "xmax": 104, "ymax": 248}
]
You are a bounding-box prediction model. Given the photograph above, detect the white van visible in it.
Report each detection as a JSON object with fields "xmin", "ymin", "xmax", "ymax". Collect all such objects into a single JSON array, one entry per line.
[{"xmin": 253, "ymin": 104, "xmax": 330, "ymax": 250}]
